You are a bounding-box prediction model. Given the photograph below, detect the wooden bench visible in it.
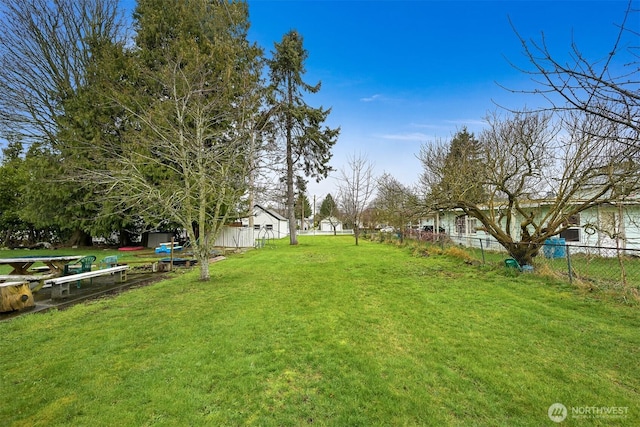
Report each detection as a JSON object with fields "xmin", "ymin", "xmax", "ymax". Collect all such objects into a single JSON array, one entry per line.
[
  {"xmin": 0, "ymin": 274, "xmax": 56, "ymax": 282},
  {"xmin": 0, "ymin": 274, "xmax": 57, "ymax": 292},
  {"xmin": 0, "ymin": 281, "xmax": 34, "ymax": 312},
  {"xmin": 44, "ymin": 265, "xmax": 129, "ymax": 300}
]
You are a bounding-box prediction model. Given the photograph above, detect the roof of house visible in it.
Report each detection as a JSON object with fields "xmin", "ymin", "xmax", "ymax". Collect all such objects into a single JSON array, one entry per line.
[{"xmin": 254, "ymin": 204, "xmax": 288, "ymax": 222}]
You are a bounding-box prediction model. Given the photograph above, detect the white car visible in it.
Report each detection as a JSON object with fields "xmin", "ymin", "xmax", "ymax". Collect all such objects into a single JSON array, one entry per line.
[{"xmin": 380, "ymin": 226, "xmax": 394, "ymax": 233}]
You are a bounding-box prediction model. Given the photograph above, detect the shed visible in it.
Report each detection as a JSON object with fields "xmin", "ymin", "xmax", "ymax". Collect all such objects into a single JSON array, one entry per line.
[
  {"xmin": 319, "ymin": 216, "xmax": 343, "ymax": 232},
  {"xmin": 142, "ymin": 232, "xmax": 175, "ymax": 249},
  {"xmin": 244, "ymin": 204, "xmax": 289, "ymax": 239}
]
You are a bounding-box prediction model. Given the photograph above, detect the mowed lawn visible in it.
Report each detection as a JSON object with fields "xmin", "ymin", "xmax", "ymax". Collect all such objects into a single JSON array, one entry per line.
[{"xmin": 1, "ymin": 236, "xmax": 638, "ymax": 426}]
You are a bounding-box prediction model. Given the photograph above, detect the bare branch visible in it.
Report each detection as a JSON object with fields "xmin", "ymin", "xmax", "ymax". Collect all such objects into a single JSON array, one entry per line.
[
  {"xmin": 500, "ymin": 2, "xmax": 639, "ymax": 146},
  {"xmin": 337, "ymin": 153, "xmax": 376, "ymax": 245}
]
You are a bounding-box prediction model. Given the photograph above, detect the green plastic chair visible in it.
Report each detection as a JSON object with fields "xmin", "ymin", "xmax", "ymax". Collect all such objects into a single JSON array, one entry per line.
[
  {"xmin": 64, "ymin": 255, "xmax": 96, "ymax": 276},
  {"xmin": 100, "ymin": 255, "xmax": 119, "ymax": 269},
  {"xmin": 504, "ymin": 258, "xmax": 523, "ymax": 272}
]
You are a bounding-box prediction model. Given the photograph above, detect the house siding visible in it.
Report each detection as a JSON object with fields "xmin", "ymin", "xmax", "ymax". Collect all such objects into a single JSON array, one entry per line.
[
  {"xmin": 213, "ymin": 226, "xmax": 255, "ymax": 249},
  {"xmin": 241, "ymin": 205, "xmax": 289, "ymax": 240},
  {"xmin": 319, "ymin": 217, "xmax": 343, "ymax": 232},
  {"xmin": 433, "ymin": 202, "xmax": 640, "ymax": 251}
]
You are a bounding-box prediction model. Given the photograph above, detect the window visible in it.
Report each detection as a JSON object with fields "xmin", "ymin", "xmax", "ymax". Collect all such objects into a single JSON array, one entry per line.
[
  {"xmin": 560, "ymin": 214, "xmax": 581, "ymax": 242},
  {"xmin": 266, "ymin": 224, "xmax": 273, "ymax": 231},
  {"xmin": 560, "ymin": 228, "xmax": 580, "ymax": 242},
  {"xmin": 455, "ymin": 215, "xmax": 475, "ymax": 234},
  {"xmin": 254, "ymin": 225, "xmax": 260, "ymax": 230}
]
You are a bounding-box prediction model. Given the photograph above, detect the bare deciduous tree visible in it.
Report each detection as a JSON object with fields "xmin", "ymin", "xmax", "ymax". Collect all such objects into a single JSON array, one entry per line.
[
  {"xmin": 506, "ymin": 1, "xmax": 639, "ymax": 147},
  {"xmin": 470, "ymin": 2, "xmax": 640, "ymax": 267},
  {"xmin": 86, "ymin": 0, "xmax": 263, "ymax": 282},
  {"xmin": 0, "ymin": 0, "xmax": 125, "ymax": 146},
  {"xmin": 338, "ymin": 153, "xmax": 376, "ymax": 245},
  {"xmin": 420, "ymin": 110, "xmax": 639, "ymax": 265},
  {"xmin": 90, "ymin": 53, "xmax": 259, "ymax": 280}
]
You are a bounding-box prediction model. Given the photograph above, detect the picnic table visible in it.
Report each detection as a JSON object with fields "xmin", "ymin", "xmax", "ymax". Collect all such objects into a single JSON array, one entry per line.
[
  {"xmin": 0, "ymin": 255, "xmax": 83, "ymax": 292},
  {"xmin": 0, "ymin": 255, "xmax": 131, "ymax": 305},
  {"xmin": 0, "ymin": 255, "xmax": 82, "ymax": 276}
]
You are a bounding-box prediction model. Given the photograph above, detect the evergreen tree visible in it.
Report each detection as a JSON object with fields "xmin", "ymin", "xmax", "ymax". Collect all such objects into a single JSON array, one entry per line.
[
  {"xmin": 0, "ymin": 0, "xmax": 126, "ymax": 245},
  {"xmin": 0, "ymin": 141, "xmax": 28, "ymax": 246},
  {"xmin": 267, "ymin": 30, "xmax": 340, "ymax": 245},
  {"xmin": 318, "ymin": 193, "xmax": 338, "ymax": 221},
  {"xmin": 55, "ymin": 33, "xmax": 136, "ymax": 246},
  {"xmin": 91, "ymin": 0, "xmax": 263, "ymax": 280},
  {"xmin": 440, "ymin": 127, "xmax": 486, "ymax": 205},
  {"xmin": 318, "ymin": 193, "xmax": 340, "ymax": 233},
  {"xmin": 294, "ymin": 176, "xmax": 312, "ymax": 225}
]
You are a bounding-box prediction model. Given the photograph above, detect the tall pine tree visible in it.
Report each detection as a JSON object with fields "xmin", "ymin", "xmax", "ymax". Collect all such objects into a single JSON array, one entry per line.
[{"xmin": 267, "ymin": 30, "xmax": 340, "ymax": 245}]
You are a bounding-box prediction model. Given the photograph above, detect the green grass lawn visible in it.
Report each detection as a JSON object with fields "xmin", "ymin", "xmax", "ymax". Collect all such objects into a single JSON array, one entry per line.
[
  {"xmin": 406, "ymin": 238, "xmax": 640, "ymax": 300},
  {"xmin": 1, "ymin": 236, "xmax": 638, "ymax": 426}
]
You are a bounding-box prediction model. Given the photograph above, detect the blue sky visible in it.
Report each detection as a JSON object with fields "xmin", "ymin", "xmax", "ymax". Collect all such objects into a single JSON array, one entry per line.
[
  {"xmin": 245, "ymin": 0, "xmax": 637, "ymax": 201},
  {"xmin": 118, "ymin": 1, "xmax": 637, "ymax": 201}
]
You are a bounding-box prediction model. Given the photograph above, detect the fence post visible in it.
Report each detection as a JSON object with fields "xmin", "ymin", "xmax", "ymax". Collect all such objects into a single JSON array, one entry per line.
[
  {"xmin": 479, "ymin": 238, "xmax": 485, "ymax": 264},
  {"xmin": 566, "ymin": 245, "xmax": 572, "ymax": 284}
]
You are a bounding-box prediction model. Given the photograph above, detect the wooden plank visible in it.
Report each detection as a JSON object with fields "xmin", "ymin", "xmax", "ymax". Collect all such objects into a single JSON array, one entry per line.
[
  {"xmin": 0, "ymin": 274, "xmax": 56, "ymax": 282},
  {"xmin": 0, "ymin": 281, "xmax": 30, "ymax": 288},
  {"xmin": 0, "ymin": 255, "xmax": 81, "ymax": 263},
  {"xmin": 44, "ymin": 265, "xmax": 129, "ymax": 286},
  {"xmin": 0, "ymin": 274, "xmax": 57, "ymax": 293},
  {"xmin": 47, "ymin": 266, "xmax": 128, "ymax": 284}
]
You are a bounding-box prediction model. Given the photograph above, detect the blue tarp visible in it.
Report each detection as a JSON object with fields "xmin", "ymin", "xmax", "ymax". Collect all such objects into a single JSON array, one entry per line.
[{"xmin": 543, "ymin": 238, "xmax": 566, "ymax": 258}]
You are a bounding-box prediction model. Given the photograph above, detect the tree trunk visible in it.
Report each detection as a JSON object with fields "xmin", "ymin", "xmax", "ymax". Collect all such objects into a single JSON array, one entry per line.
[
  {"xmin": 198, "ymin": 250, "xmax": 210, "ymax": 281},
  {"xmin": 286, "ymin": 75, "xmax": 298, "ymax": 245},
  {"xmin": 0, "ymin": 282, "xmax": 34, "ymax": 313},
  {"xmin": 507, "ymin": 242, "xmax": 541, "ymax": 266},
  {"xmin": 198, "ymin": 201, "xmax": 210, "ymax": 281},
  {"xmin": 67, "ymin": 228, "xmax": 92, "ymax": 247},
  {"xmin": 193, "ymin": 238, "xmax": 211, "ymax": 282},
  {"xmin": 184, "ymin": 225, "xmax": 209, "ymax": 282},
  {"xmin": 2, "ymin": 228, "xmax": 12, "ymax": 247},
  {"xmin": 287, "ymin": 173, "xmax": 297, "ymax": 245},
  {"xmin": 119, "ymin": 228, "xmax": 133, "ymax": 247},
  {"xmin": 248, "ymin": 132, "xmax": 256, "ymax": 231}
]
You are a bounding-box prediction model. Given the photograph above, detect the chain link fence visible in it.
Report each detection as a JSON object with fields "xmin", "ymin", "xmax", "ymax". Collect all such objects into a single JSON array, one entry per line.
[{"xmin": 400, "ymin": 230, "xmax": 640, "ymax": 291}]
